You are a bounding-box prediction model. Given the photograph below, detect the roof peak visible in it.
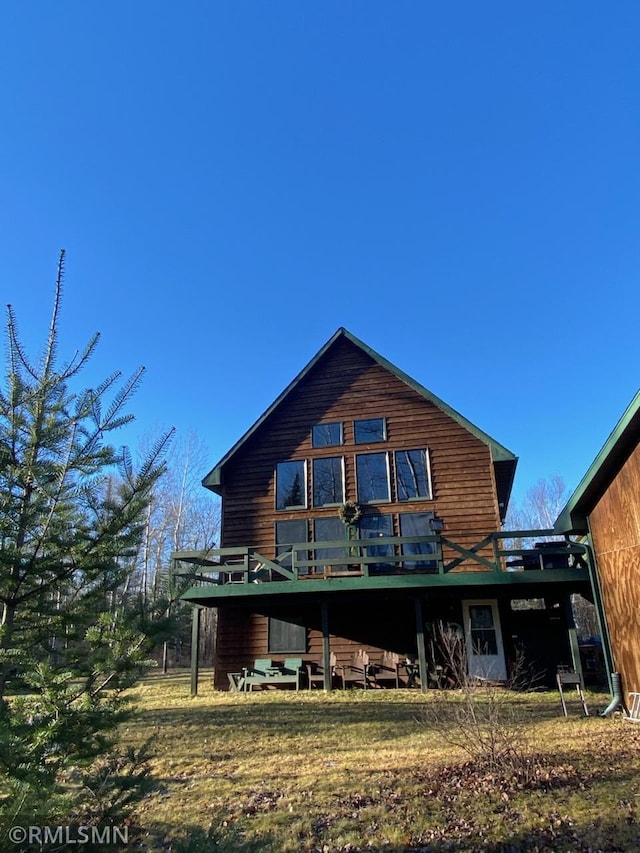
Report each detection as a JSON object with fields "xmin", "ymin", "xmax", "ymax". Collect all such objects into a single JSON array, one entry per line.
[{"xmin": 202, "ymin": 329, "xmax": 517, "ymax": 509}]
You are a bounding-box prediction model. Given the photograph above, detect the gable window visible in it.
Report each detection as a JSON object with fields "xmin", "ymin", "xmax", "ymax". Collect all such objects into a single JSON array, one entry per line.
[
  {"xmin": 276, "ymin": 460, "xmax": 307, "ymax": 510},
  {"xmin": 313, "ymin": 456, "xmax": 345, "ymax": 507},
  {"xmin": 354, "ymin": 417, "xmax": 386, "ymax": 444},
  {"xmin": 312, "ymin": 422, "xmax": 343, "ymax": 447},
  {"xmin": 400, "ymin": 511, "xmax": 437, "ymax": 569},
  {"xmin": 268, "ymin": 617, "xmax": 306, "ymax": 653},
  {"xmin": 395, "ymin": 449, "xmax": 432, "ymax": 501},
  {"xmin": 356, "ymin": 452, "xmax": 390, "ymax": 503}
]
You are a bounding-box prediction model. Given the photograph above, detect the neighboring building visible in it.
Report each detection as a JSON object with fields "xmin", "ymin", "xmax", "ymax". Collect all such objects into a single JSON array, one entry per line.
[
  {"xmin": 180, "ymin": 329, "xmax": 592, "ymax": 689},
  {"xmin": 555, "ymin": 389, "xmax": 640, "ymax": 698}
]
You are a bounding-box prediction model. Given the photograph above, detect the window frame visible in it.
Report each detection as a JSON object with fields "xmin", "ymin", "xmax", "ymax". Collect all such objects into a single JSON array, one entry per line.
[
  {"xmin": 275, "ymin": 460, "xmax": 308, "ymax": 511},
  {"xmin": 399, "ymin": 510, "xmax": 438, "ymax": 570},
  {"xmin": 275, "ymin": 519, "xmax": 308, "ymax": 573},
  {"xmin": 354, "ymin": 417, "xmax": 387, "ymax": 445},
  {"xmin": 394, "ymin": 448, "xmax": 433, "ymax": 502},
  {"xmin": 312, "ymin": 455, "xmax": 345, "ymax": 508},
  {"xmin": 355, "ymin": 451, "xmax": 391, "ymax": 504},
  {"xmin": 312, "ymin": 422, "xmax": 343, "ymax": 448},
  {"xmin": 268, "ymin": 617, "xmax": 307, "ymax": 654}
]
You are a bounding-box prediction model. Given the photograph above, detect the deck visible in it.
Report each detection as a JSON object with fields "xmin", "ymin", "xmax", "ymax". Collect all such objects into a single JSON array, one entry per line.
[{"xmin": 177, "ymin": 530, "xmax": 592, "ymax": 606}]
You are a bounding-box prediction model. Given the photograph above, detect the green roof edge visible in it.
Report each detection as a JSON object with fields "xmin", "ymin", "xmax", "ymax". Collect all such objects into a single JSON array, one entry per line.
[
  {"xmin": 203, "ymin": 327, "xmax": 517, "ymax": 492},
  {"xmin": 554, "ymin": 388, "xmax": 640, "ymax": 534}
]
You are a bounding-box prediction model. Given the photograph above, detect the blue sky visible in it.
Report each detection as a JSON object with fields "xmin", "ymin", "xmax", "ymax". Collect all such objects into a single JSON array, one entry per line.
[{"xmin": 1, "ymin": 2, "xmax": 638, "ymax": 508}]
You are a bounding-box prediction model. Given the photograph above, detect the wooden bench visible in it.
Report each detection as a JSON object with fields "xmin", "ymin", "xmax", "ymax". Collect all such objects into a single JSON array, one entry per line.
[{"xmin": 243, "ymin": 657, "xmax": 304, "ymax": 692}]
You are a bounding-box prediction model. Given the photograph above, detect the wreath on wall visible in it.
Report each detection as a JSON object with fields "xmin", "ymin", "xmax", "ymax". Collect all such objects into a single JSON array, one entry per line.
[{"xmin": 338, "ymin": 501, "xmax": 362, "ymax": 525}]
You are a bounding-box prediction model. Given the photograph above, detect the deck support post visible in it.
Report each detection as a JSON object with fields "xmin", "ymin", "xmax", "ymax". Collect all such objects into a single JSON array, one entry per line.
[
  {"xmin": 321, "ymin": 599, "xmax": 332, "ymax": 691},
  {"xmin": 564, "ymin": 595, "xmax": 583, "ymax": 683},
  {"xmin": 415, "ymin": 597, "xmax": 428, "ymax": 693},
  {"xmin": 190, "ymin": 606, "xmax": 201, "ymax": 698}
]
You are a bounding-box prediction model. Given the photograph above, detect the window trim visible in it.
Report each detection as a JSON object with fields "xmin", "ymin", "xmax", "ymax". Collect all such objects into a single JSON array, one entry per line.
[
  {"xmin": 275, "ymin": 459, "xmax": 308, "ymax": 511},
  {"xmin": 312, "ymin": 421, "xmax": 343, "ymax": 448},
  {"xmin": 355, "ymin": 450, "xmax": 391, "ymax": 504},
  {"xmin": 354, "ymin": 417, "xmax": 387, "ymax": 445},
  {"xmin": 268, "ymin": 617, "xmax": 307, "ymax": 654},
  {"xmin": 394, "ymin": 448, "xmax": 433, "ymax": 502},
  {"xmin": 312, "ymin": 455, "xmax": 346, "ymax": 508}
]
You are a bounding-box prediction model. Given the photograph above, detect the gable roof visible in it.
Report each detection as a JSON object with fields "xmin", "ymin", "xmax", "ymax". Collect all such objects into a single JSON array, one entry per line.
[
  {"xmin": 203, "ymin": 327, "xmax": 518, "ymax": 515},
  {"xmin": 554, "ymin": 388, "xmax": 640, "ymax": 535}
]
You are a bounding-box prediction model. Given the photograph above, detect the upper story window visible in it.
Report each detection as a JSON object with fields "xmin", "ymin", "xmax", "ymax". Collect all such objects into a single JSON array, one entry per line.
[
  {"xmin": 276, "ymin": 460, "xmax": 307, "ymax": 510},
  {"xmin": 312, "ymin": 422, "xmax": 343, "ymax": 447},
  {"xmin": 356, "ymin": 452, "xmax": 391, "ymax": 503},
  {"xmin": 313, "ymin": 457, "xmax": 345, "ymax": 507},
  {"xmin": 354, "ymin": 417, "xmax": 386, "ymax": 444},
  {"xmin": 395, "ymin": 449, "xmax": 432, "ymax": 501}
]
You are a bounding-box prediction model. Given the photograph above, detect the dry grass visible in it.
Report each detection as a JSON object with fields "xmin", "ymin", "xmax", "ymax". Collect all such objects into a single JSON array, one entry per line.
[{"xmin": 122, "ymin": 671, "xmax": 640, "ymax": 852}]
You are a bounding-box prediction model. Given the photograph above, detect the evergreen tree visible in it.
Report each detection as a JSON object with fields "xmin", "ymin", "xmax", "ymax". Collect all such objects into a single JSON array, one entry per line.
[{"xmin": 0, "ymin": 251, "xmax": 172, "ymax": 829}]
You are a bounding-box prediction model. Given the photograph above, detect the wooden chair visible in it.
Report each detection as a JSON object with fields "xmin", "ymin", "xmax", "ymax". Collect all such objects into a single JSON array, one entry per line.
[
  {"xmin": 339, "ymin": 649, "xmax": 374, "ymax": 689},
  {"xmin": 557, "ymin": 669, "xmax": 589, "ymax": 716},
  {"xmin": 376, "ymin": 651, "xmax": 401, "ymax": 688},
  {"xmin": 242, "ymin": 658, "xmax": 275, "ymax": 692},
  {"xmin": 306, "ymin": 652, "xmax": 338, "ymax": 690},
  {"xmin": 625, "ymin": 692, "xmax": 640, "ymax": 722}
]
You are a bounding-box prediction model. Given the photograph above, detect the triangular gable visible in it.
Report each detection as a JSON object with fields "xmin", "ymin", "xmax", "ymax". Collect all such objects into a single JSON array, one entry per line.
[{"xmin": 203, "ymin": 328, "xmax": 517, "ymax": 512}]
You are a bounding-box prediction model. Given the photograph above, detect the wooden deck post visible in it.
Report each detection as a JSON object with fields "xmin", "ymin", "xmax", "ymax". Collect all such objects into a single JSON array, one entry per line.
[
  {"xmin": 190, "ymin": 606, "xmax": 201, "ymax": 698},
  {"xmin": 564, "ymin": 595, "xmax": 584, "ymax": 683},
  {"xmin": 321, "ymin": 599, "xmax": 332, "ymax": 691},
  {"xmin": 415, "ymin": 597, "xmax": 428, "ymax": 693}
]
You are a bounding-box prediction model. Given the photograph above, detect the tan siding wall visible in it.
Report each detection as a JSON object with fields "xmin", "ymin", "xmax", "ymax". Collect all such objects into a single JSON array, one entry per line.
[
  {"xmin": 589, "ymin": 443, "xmax": 640, "ymax": 697},
  {"xmin": 214, "ymin": 338, "xmax": 504, "ymax": 688}
]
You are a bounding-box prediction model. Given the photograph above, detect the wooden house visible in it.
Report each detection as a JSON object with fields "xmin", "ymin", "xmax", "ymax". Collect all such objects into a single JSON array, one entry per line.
[
  {"xmin": 180, "ymin": 329, "xmax": 593, "ymax": 690},
  {"xmin": 555, "ymin": 389, "xmax": 640, "ymax": 699}
]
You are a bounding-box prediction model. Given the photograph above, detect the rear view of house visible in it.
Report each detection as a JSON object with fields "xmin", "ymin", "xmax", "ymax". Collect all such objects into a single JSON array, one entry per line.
[{"xmin": 180, "ymin": 328, "xmax": 592, "ymax": 689}]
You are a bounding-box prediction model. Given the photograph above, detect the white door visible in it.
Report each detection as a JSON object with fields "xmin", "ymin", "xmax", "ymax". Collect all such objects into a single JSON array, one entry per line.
[{"xmin": 462, "ymin": 600, "xmax": 507, "ymax": 681}]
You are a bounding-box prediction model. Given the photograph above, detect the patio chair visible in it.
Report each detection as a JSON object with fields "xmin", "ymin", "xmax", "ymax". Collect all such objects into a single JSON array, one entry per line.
[
  {"xmin": 338, "ymin": 649, "xmax": 374, "ymax": 689},
  {"xmin": 557, "ymin": 668, "xmax": 589, "ymax": 716},
  {"xmin": 306, "ymin": 652, "xmax": 338, "ymax": 690},
  {"xmin": 375, "ymin": 651, "xmax": 401, "ymax": 688}
]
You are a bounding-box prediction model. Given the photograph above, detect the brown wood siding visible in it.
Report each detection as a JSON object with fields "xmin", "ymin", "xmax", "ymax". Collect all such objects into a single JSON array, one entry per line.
[
  {"xmin": 220, "ymin": 338, "xmax": 501, "ymax": 549},
  {"xmin": 214, "ymin": 337, "xmax": 504, "ymax": 688},
  {"xmin": 589, "ymin": 443, "xmax": 640, "ymax": 697}
]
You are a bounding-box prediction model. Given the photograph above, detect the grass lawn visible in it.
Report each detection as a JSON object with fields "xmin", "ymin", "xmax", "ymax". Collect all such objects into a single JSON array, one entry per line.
[{"xmin": 123, "ymin": 671, "xmax": 640, "ymax": 852}]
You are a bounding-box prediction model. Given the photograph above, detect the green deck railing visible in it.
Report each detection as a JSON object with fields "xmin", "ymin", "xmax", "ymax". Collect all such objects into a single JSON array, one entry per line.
[{"xmin": 173, "ymin": 530, "xmax": 591, "ymax": 587}]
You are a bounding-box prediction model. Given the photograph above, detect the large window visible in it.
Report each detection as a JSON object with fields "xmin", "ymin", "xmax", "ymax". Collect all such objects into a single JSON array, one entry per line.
[
  {"xmin": 275, "ymin": 520, "xmax": 308, "ymax": 572},
  {"xmin": 400, "ymin": 511, "xmax": 437, "ymax": 570},
  {"xmin": 314, "ymin": 517, "xmax": 348, "ymax": 571},
  {"xmin": 268, "ymin": 617, "xmax": 306, "ymax": 653},
  {"xmin": 313, "ymin": 456, "xmax": 345, "ymax": 507},
  {"xmin": 354, "ymin": 417, "xmax": 386, "ymax": 444},
  {"xmin": 276, "ymin": 460, "xmax": 307, "ymax": 510},
  {"xmin": 360, "ymin": 514, "xmax": 394, "ymax": 573},
  {"xmin": 312, "ymin": 422, "xmax": 342, "ymax": 447},
  {"xmin": 356, "ymin": 452, "xmax": 390, "ymax": 503},
  {"xmin": 395, "ymin": 449, "xmax": 432, "ymax": 501}
]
